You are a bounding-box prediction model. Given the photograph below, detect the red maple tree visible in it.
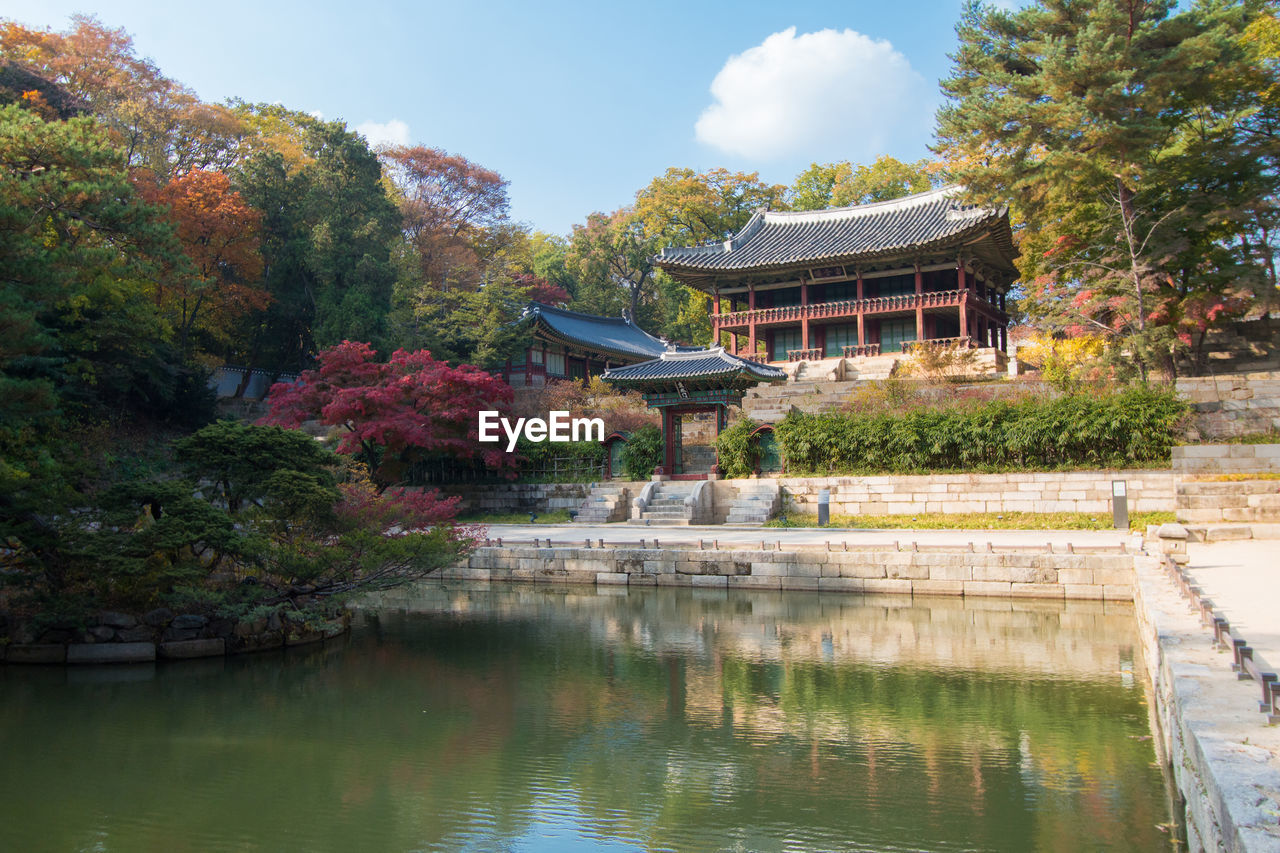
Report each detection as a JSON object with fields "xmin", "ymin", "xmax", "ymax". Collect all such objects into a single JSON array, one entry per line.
[{"xmin": 261, "ymin": 341, "xmax": 516, "ymax": 485}]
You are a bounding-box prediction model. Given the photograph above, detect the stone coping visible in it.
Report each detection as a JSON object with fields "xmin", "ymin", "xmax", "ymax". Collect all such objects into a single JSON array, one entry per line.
[{"xmin": 1134, "ymin": 554, "xmax": 1280, "ymax": 852}]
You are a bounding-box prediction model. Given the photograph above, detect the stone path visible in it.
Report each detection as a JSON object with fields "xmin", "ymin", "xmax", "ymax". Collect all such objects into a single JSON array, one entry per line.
[{"xmin": 1184, "ymin": 539, "xmax": 1280, "ymax": 672}]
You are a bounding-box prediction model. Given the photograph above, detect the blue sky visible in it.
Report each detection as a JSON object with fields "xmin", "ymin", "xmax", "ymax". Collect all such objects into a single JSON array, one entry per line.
[{"xmin": 2, "ymin": 0, "xmax": 976, "ymax": 236}]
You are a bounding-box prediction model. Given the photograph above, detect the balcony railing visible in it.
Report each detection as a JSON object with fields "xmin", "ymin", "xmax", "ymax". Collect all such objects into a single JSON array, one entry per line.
[
  {"xmin": 786, "ymin": 347, "xmax": 823, "ymax": 362},
  {"xmin": 713, "ymin": 290, "xmax": 969, "ymax": 330},
  {"xmin": 841, "ymin": 343, "xmax": 882, "ymax": 358},
  {"xmin": 739, "ymin": 353, "xmax": 769, "ymax": 364},
  {"xmin": 902, "ymin": 336, "xmax": 976, "ymax": 351}
]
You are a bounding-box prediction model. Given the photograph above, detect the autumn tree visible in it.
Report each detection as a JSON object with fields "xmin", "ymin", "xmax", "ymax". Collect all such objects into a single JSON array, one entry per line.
[
  {"xmin": 382, "ymin": 145, "xmax": 512, "ymax": 292},
  {"xmin": 261, "ymin": 341, "xmax": 517, "ymax": 486},
  {"xmin": 634, "ymin": 166, "xmax": 787, "ymax": 246},
  {"xmin": 136, "ymin": 168, "xmax": 267, "ymax": 359},
  {"xmin": 934, "ymin": 0, "xmax": 1279, "ymax": 377},
  {"xmin": 0, "ymin": 16, "xmax": 245, "ymax": 179}
]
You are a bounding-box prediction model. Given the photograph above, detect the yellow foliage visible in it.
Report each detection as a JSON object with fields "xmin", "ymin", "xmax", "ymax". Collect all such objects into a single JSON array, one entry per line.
[{"xmin": 1017, "ymin": 333, "xmax": 1106, "ymax": 389}]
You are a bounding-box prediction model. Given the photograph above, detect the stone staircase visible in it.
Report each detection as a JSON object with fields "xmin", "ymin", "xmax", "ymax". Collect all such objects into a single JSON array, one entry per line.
[
  {"xmin": 574, "ymin": 483, "xmax": 631, "ymax": 524},
  {"xmin": 1175, "ymin": 479, "xmax": 1280, "ymax": 524},
  {"xmin": 630, "ymin": 481, "xmax": 699, "ymax": 525},
  {"xmin": 724, "ymin": 480, "xmax": 781, "ymax": 525}
]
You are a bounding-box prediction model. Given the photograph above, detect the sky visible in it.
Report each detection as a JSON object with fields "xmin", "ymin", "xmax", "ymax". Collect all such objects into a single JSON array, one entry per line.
[{"xmin": 0, "ymin": 0, "xmax": 980, "ymax": 236}]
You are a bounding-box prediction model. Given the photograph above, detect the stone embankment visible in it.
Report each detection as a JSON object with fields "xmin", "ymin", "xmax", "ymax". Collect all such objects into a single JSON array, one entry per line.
[
  {"xmin": 1135, "ymin": 532, "xmax": 1280, "ymax": 853},
  {"xmin": 778, "ymin": 469, "xmax": 1173, "ymax": 516},
  {"xmin": 1, "ymin": 607, "xmax": 348, "ymax": 665},
  {"xmin": 449, "ymin": 541, "xmax": 1137, "ymax": 601}
]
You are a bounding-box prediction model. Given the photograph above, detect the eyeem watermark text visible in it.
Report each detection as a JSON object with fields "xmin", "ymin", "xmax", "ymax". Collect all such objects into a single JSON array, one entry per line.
[{"xmin": 478, "ymin": 411, "xmax": 605, "ymax": 452}]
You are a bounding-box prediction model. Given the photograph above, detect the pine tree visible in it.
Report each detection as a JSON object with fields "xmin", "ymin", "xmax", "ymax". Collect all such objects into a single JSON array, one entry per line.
[{"xmin": 935, "ymin": 0, "xmax": 1279, "ymax": 378}]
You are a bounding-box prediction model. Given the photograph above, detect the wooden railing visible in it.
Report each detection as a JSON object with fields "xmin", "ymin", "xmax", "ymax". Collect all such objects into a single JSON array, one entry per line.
[
  {"xmin": 712, "ymin": 290, "xmax": 968, "ymax": 329},
  {"xmin": 739, "ymin": 353, "xmax": 769, "ymax": 364},
  {"xmin": 902, "ymin": 336, "xmax": 976, "ymax": 351},
  {"xmin": 786, "ymin": 347, "xmax": 823, "ymax": 362},
  {"xmin": 841, "ymin": 344, "xmax": 881, "ymax": 358}
]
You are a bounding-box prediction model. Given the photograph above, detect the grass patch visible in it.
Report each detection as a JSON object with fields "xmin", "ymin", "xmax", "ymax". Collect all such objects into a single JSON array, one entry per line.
[
  {"xmin": 455, "ymin": 509, "xmax": 573, "ymax": 525},
  {"xmin": 1189, "ymin": 472, "xmax": 1280, "ymax": 482},
  {"xmin": 765, "ymin": 510, "xmax": 1175, "ymax": 531}
]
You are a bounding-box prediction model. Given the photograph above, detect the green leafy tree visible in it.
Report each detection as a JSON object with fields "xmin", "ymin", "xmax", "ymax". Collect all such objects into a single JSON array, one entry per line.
[
  {"xmin": 789, "ymin": 156, "xmax": 936, "ymax": 210},
  {"xmin": 234, "ymin": 117, "xmax": 400, "ymax": 369}
]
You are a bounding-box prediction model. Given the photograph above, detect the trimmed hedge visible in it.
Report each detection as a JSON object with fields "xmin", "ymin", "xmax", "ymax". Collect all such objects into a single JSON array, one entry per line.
[{"xmin": 766, "ymin": 386, "xmax": 1186, "ymax": 475}]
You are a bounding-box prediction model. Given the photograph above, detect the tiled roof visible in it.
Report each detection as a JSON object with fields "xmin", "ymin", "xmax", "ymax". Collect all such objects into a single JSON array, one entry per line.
[
  {"xmin": 602, "ymin": 347, "xmax": 786, "ymax": 387},
  {"xmin": 521, "ymin": 303, "xmax": 670, "ymax": 360},
  {"xmin": 654, "ymin": 186, "xmax": 1015, "ymax": 274}
]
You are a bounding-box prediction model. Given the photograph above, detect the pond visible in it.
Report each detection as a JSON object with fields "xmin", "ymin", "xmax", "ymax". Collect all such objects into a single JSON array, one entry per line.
[{"xmin": 0, "ymin": 584, "xmax": 1181, "ymax": 852}]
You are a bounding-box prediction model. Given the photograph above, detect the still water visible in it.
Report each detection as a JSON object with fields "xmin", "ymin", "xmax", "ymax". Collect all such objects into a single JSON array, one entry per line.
[{"xmin": 1, "ymin": 585, "xmax": 1179, "ymax": 852}]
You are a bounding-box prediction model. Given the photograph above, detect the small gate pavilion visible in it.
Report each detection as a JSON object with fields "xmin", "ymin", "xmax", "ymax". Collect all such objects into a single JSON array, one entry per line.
[{"xmin": 602, "ymin": 347, "xmax": 785, "ymax": 479}]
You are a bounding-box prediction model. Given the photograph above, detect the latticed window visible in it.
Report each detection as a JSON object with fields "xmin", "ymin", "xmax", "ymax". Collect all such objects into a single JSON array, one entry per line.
[
  {"xmin": 773, "ymin": 327, "xmax": 802, "ymax": 359},
  {"xmin": 546, "ymin": 348, "xmax": 566, "ymax": 376},
  {"xmin": 879, "ymin": 318, "xmax": 915, "ymax": 353},
  {"xmin": 824, "ymin": 323, "xmax": 857, "ymax": 357}
]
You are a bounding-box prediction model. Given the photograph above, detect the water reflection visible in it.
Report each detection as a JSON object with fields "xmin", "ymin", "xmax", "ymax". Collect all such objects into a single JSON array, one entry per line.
[{"xmin": 0, "ymin": 584, "xmax": 1178, "ymax": 852}]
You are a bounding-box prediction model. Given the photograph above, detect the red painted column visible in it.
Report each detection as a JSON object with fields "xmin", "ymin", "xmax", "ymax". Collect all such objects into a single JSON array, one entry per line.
[
  {"xmin": 914, "ymin": 264, "xmax": 924, "ymax": 343},
  {"xmin": 960, "ymin": 292, "xmax": 969, "ymax": 343},
  {"xmin": 856, "ymin": 270, "xmax": 865, "ymax": 348},
  {"xmin": 800, "ymin": 279, "xmax": 810, "ymax": 351},
  {"xmin": 748, "ymin": 285, "xmax": 757, "ymax": 357}
]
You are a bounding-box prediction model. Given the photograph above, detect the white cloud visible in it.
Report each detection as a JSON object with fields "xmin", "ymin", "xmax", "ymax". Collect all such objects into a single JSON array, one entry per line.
[
  {"xmin": 355, "ymin": 118, "xmax": 410, "ymax": 149},
  {"xmin": 695, "ymin": 27, "xmax": 929, "ymax": 162}
]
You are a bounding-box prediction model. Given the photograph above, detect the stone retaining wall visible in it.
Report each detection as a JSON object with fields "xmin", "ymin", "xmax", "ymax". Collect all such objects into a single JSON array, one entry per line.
[
  {"xmin": 774, "ymin": 470, "xmax": 1173, "ymax": 516},
  {"xmin": 438, "ymin": 482, "xmax": 592, "ymax": 515},
  {"xmin": 1177, "ymin": 373, "xmax": 1280, "ymax": 440},
  {"xmin": 1172, "ymin": 443, "xmax": 1280, "ymax": 477},
  {"xmin": 451, "ymin": 544, "xmax": 1136, "ymax": 601}
]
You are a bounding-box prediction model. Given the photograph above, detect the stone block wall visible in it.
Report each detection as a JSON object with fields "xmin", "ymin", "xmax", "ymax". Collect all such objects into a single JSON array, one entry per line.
[
  {"xmin": 1171, "ymin": 443, "xmax": 1280, "ymax": 477},
  {"xmin": 452, "ymin": 544, "xmax": 1137, "ymax": 601},
  {"xmin": 773, "ymin": 470, "xmax": 1173, "ymax": 516},
  {"xmin": 1177, "ymin": 373, "xmax": 1280, "ymax": 439},
  {"xmin": 438, "ymin": 482, "xmax": 593, "ymax": 515}
]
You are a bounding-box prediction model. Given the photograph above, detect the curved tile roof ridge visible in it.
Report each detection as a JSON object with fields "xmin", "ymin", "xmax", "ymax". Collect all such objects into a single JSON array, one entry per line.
[
  {"xmin": 757, "ymin": 185, "xmax": 963, "ymax": 225},
  {"xmin": 524, "ymin": 301, "xmax": 633, "ymax": 325}
]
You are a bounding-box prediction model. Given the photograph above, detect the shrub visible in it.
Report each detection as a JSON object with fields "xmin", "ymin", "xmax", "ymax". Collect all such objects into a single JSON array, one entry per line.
[
  {"xmin": 774, "ymin": 386, "xmax": 1185, "ymax": 474},
  {"xmin": 716, "ymin": 416, "xmax": 760, "ymax": 479},
  {"xmin": 621, "ymin": 424, "xmax": 663, "ymax": 479}
]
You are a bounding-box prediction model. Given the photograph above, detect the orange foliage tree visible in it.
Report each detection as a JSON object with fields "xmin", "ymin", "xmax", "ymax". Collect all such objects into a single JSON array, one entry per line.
[{"xmin": 136, "ymin": 169, "xmax": 268, "ymax": 358}]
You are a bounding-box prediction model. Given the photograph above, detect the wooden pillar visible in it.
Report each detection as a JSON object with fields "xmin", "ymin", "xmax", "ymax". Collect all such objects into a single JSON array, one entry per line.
[
  {"xmin": 661, "ymin": 408, "xmax": 675, "ymax": 475},
  {"xmin": 957, "ymin": 258, "xmax": 967, "ymax": 292},
  {"xmin": 800, "ymin": 279, "xmax": 810, "ymax": 351},
  {"xmin": 960, "ymin": 292, "xmax": 969, "ymax": 342},
  {"xmin": 713, "ymin": 289, "xmax": 720, "ymax": 315},
  {"xmin": 748, "ymin": 285, "xmax": 757, "ymax": 356},
  {"xmin": 914, "ymin": 264, "xmax": 924, "ymax": 343},
  {"xmin": 999, "ymin": 325, "xmax": 1007, "ymax": 352},
  {"xmin": 856, "ymin": 270, "xmax": 865, "ymax": 348}
]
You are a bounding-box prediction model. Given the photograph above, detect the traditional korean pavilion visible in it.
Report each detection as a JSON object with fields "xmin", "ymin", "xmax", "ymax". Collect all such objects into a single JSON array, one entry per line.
[
  {"xmin": 602, "ymin": 347, "xmax": 785, "ymax": 478},
  {"xmin": 654, "ymin": 186, "xmax": 1019, "ymax": 363},
  {"xmin": 502, "ymin": 302, "xmax": 672, "ymax": 386}
]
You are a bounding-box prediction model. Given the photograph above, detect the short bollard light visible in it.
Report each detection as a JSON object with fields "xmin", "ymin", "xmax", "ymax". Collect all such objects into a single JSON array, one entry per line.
[
  {"xmin": 818, "ymin": 489, "xmax": 830, "ymax": 527},
  {"xmin": 1111, "ymin": 480, "xmax": 1128, "ymax": 529}
]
